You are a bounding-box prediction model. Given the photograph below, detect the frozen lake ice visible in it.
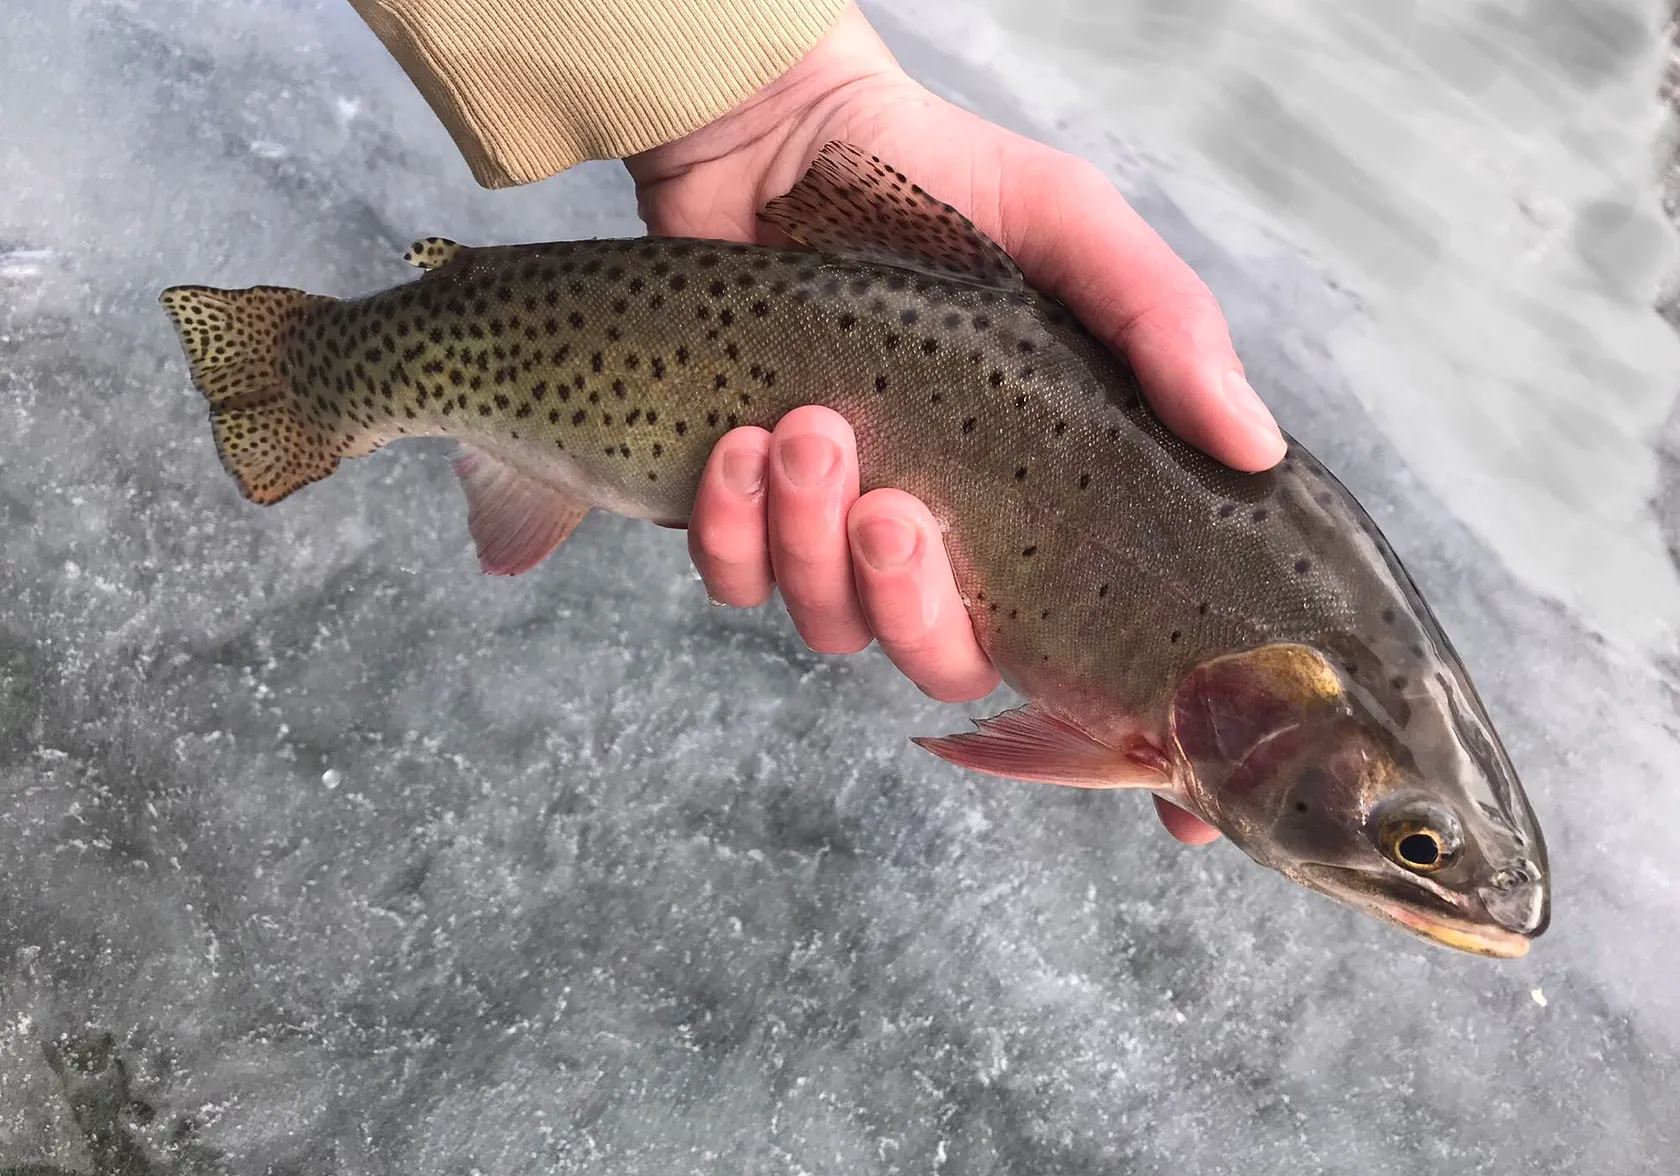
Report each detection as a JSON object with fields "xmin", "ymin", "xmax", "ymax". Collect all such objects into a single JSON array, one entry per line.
[{"xmin": 1, "ymin": 0, "xmax": 1677, "ymax": 1172}]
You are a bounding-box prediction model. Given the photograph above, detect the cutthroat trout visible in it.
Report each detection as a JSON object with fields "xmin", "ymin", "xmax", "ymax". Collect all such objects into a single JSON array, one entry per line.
[{"xmin": 160, "ymin": 142, "xmax": 1549, "ymax": 956}]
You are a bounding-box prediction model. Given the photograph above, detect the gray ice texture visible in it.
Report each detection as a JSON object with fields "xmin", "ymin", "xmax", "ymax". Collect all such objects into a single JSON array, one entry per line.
[{"xmin": 1, "ymin": 1, "xmax": 1678, "ymax": 1174}]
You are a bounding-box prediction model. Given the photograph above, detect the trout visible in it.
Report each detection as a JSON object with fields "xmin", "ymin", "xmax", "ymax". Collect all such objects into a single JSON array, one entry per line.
[{"xmin": 159, "ymin": 142, "xmax": 1549, "ymax": 956}]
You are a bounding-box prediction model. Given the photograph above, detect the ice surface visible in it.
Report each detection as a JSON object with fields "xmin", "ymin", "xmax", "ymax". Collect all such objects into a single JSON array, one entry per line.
[{"xmin": 1, "ymin": 1, "xmax": 1677, "ymax": 1173}]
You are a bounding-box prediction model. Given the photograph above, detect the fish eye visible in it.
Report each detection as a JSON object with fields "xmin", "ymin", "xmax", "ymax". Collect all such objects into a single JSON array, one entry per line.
[{"xmin": 1378, "ymin": 805, "xmax": 1462, "ymax": 874}]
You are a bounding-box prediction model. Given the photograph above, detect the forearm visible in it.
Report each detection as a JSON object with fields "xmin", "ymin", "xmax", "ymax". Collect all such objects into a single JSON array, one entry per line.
[{"xmin": 348, "ymin": 0, "xmax": 851, "ymax": 187}]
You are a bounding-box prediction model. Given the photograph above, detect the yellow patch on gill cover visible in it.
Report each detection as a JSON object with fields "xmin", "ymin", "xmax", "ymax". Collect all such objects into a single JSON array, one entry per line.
[{"xmin": 1228, "ymin": 643, "xmax": 1347, "ymax": 707}]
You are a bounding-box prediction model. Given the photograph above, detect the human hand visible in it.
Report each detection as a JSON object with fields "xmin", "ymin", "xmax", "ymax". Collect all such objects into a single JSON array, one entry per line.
[{"xmin": 627, "ymin": 4, "xmax": 1283, "ymax": 845}]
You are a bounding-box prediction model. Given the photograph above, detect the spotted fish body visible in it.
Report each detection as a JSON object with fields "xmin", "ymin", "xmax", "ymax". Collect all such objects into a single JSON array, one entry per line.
[{"xmin": 160, "ymin": 143, "xmax": 1549, "ymax": 955}]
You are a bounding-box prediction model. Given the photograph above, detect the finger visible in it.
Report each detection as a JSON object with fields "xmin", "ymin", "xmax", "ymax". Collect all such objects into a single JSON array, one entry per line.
[
  {"xmin": 1154, "ymin": 795, "xmax": 1223, "ymax": 845},
  {"xmin": 847, "ymin": 489, "xmax": 1000, "ymax": 703},
  {"xmin": 766, "ymin": 406, "xmax": 874, "ymax": 653},
  {"xmin": 689, "ymin": 427, "xmax": 775, "ymax": 607},
  {"xmin": 1004, "ymin": 151, "xmax": 1286, "ymax": 473}
]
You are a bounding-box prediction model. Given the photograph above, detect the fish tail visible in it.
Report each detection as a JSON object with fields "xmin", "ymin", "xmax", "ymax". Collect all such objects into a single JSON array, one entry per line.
[{"xmin": 158, "ymin": 283, "xmax": 343, "ymax": 505}]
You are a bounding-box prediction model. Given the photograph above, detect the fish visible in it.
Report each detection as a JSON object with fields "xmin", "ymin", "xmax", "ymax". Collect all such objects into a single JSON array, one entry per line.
[{"xmin": 158, "ymin": 141, "xmax": 1549, "ymax": 956}]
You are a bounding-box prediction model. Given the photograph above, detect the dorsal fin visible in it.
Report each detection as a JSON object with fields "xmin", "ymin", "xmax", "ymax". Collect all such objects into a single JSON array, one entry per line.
[
  {"xmin": 758, "ymin": 142, "xmax": 1024, "ymax": 290},
  {"xmin": 402, "ymin": 237, "xmax": 465, "ymax": 271}
]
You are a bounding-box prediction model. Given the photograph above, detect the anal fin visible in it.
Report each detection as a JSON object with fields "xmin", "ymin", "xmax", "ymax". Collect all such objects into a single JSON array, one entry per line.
[
  {"xmin": 913, "ymin": 704, "xmax": 1168, "ymax": 788},
  {"xmin": 452, "ymin": 445, "xmax": 588, "ymax": 576}
]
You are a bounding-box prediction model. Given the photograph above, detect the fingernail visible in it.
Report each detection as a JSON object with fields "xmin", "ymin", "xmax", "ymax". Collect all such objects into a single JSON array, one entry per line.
[
  {"xmin": 721, "ymin": 447, "xmax": 765, "ymax": 496},
  {"xmin": 776, "ymin": 434, "xmax": 840, "ymax": 490},
  {"xmin": 855, "ymin": 515, "xmax": 919, "ymax": 571},
  {"xmin": 1224, "ymin": 370, "xmax": 1284, "ymax": 443}
]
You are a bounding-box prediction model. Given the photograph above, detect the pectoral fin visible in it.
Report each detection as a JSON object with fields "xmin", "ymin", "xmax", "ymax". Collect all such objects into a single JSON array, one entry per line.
[
  {"xmin": 913, "ymin": 704, "xmax": 1169, "ymax": 788},
  {"xmin": 452, "ymin": 445, "xmax": 589, "ymax": 576}
]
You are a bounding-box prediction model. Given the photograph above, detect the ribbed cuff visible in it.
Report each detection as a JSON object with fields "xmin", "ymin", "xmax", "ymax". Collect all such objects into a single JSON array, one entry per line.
[{"xmin": 350, "ymin": 0, "xmax": 852, "ymax": 188}]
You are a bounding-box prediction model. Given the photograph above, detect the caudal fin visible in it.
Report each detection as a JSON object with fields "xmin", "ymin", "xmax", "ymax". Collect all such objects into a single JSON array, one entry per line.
[{"xmin": 158, "ymin": 283, "xmax": 341, "ymax": 505}]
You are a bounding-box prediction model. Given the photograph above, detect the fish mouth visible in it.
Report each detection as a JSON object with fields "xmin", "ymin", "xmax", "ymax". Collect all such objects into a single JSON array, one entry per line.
[
  {"xmin": 1375, "ymin": 902, "xmax": 1531, "ymax": 958},
  {"xmin": 1294, "ymin": 864, "xmax": 1535, "ymax": 958}
]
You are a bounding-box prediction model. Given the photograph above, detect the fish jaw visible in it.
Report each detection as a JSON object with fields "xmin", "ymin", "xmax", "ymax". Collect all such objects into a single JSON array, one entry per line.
[{"xmin": 1290, "ymin": 863, "xmax": 1539, "ymax": 958}]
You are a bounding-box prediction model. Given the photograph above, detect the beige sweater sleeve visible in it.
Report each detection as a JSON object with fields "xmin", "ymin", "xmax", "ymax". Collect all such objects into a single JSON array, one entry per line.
[{"xmin": 348, "ymin": 0, "xmax": 851, "ymax": 188}]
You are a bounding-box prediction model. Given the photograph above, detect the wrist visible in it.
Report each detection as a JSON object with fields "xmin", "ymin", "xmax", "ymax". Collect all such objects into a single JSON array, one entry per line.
[{"xmin": 626, "ymin": 4, "xmax": 915, "ymax": 192}]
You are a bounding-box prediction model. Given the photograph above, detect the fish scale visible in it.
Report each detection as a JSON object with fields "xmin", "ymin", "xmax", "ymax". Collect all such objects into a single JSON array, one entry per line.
[{"xmin": 158, "ymin": 141, "xmax": 1549, "ymax": 955}]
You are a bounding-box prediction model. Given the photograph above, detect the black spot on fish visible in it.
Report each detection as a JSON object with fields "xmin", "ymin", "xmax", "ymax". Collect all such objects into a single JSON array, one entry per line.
[
  {"xmin": 944, "ymin": 312, "xmax": 962, "ymax": 330},
  {"xmin": 708, "ymin": 280, "xmax": 726, "ymax": 296},
  {"xmin": 571, "ymin": 409, "xmax": 587, "ymax": 425},
  {"xmin": 1098, "ymin": 584, "xmax": 1109, "ymax": 597},
  {"xmin": 652, "ymin": 357, "xmax": 666, "ymax": 379},
  {"xmin": 1021, "ymin": 545, "xmax": 1037, "ymax": 558},
  {"xmin": 569, "ymin": 311, "xmax": 585, "ymax": 328},
  {"xmin": 751, "ymin": 301, "xmax": 770, "ymax": 318},
  {"xmin": 724, "ymin": 342, "xmax": 739, "ymax": 360},
  {"xmin": 875, "ymin": 374, "xmax": 889, "ymax": 393},
  {"xmin": 612, "ymin": 379, "xmax": 627, "ymax": 399},
  {"xmin": 921, "ymin": 338, "xmax": 938, "ymax": 355},
  {"xmin": 1170, "ymin": 630, "xmax": 1182, "ymax": 643},
  {"xmin": 1078, "ymin": 473, "xmax": 1090, "ymax": 490},
  {"xmin": 706, "ymin": 411, "xmax": 719, "ymax": 427},
  {"xmin": 1390, "ymin": 675, "xmax": 1408, "ymax": 690},
  {"xmin": 670, "ymin": 274, "xmax": 688, "ymax": 291},
  {"xmin": 1252, "ymin": 508, "xmax": 1269, "ymax": 523},
  {"xmin": 675, "ymin": 420, "xmax": 687, "ymax": 435},
  {"xmin": 591, "ymin": 353, "xmax": 604, "ymax": 373},
  {"xmin": 962, "ymin": 417, "xmax": 976, "ymax": 433},
  {"xmin": 1014, "ymin": 467, "xmax": 1028, "ymax": 481},
  {"xmin": 1218, "ymin": 503, "xmax": 1236, "ymax": 518},
  {"xmin": 839, "ymin": 313, "xmax": 857, "ymax": 331},
  {"xmin": 1294, "ymin": 559, "xmax": 1311, "ymax": 574},
  {"xmin": 714, "ymin": 373, "xmax": 728, "ymax": 390},
  {"xmin": 1382, "ymin": 607, "xmax": 1397, "ymax": 625},
  {"xmin": 972, "ymin": 314, "xmax": 990, "ymax": 329},
  {"xmin": 676, "ymin": 347, "xmax": 689, "ymax": 365},
  {"xmin": 900, "ymin": 308, "xmax": 919, "ymax": 325},
  {"xmin": 989, "ymin": 370, "xmax": 1004, "ymax": 386},
  {"xmin": 1017, "ymin": 340, "xmax": 1036, "ymax": 354}
]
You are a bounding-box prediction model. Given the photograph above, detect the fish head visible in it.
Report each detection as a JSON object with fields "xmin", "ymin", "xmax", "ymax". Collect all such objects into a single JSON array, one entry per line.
[{"xmin": 1168, "ymin": 642, "xmax": 1549, "ymax": 957}]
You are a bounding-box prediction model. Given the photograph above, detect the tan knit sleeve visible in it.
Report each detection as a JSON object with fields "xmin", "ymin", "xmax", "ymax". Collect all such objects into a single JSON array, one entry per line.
[{"xmin": 348, "ymin": 0, "xmax": 852, "ymax": 188}]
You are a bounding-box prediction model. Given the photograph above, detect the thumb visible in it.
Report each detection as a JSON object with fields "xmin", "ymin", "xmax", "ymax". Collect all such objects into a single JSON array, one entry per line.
[{"xmin": 1004, "ymin": 154, "xmax": 1287, "ymax": 473}]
